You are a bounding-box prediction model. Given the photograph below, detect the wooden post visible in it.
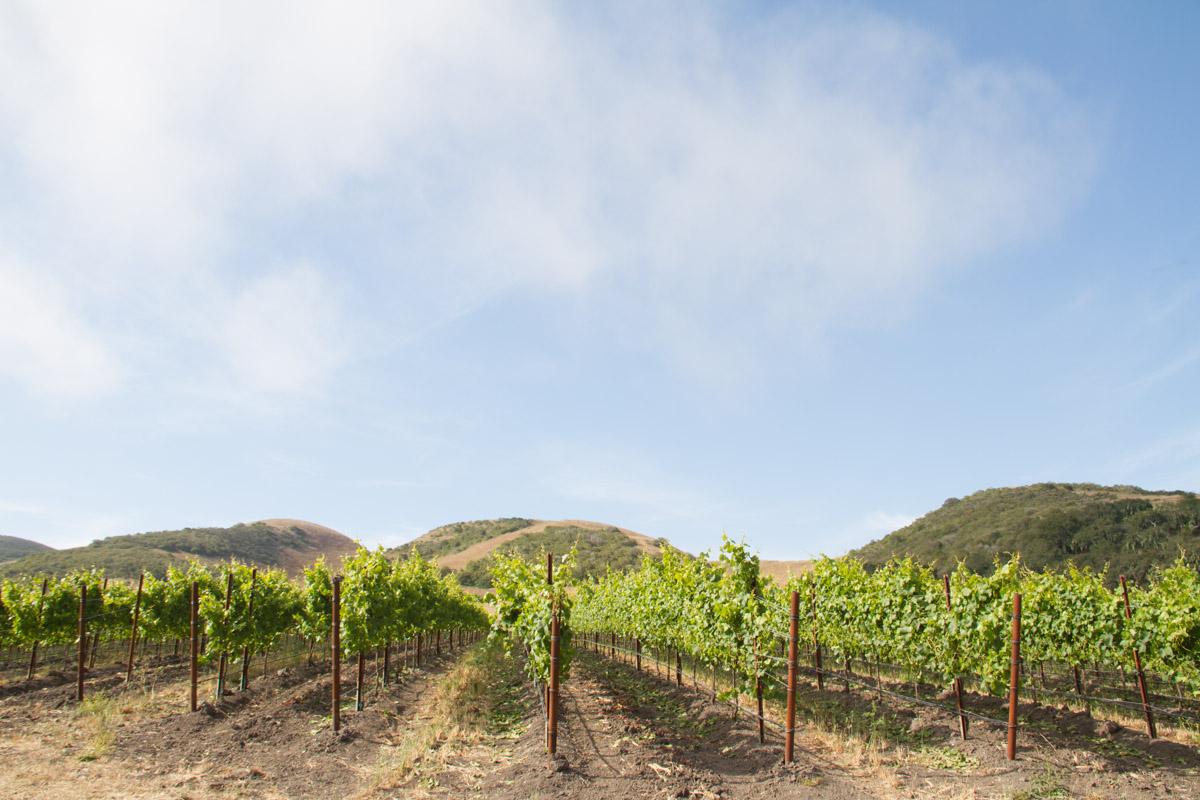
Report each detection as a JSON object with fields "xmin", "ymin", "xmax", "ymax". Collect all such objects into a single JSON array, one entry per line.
[
  {"xmin": 126, "ymin": 573, "xmax": 145, "ymax": 682},
  {"xmin": 27, "ymin": 577, "xmax": 48, "ymax": 679},
  {"xmin": 240, "ymin": 568, "xmax": 258, "ymax": 691},
  {"xmin": 785, "ymin": 590, "xmax": 799, "ymax": 764},
  {"xmin": 752, "ymin": 576, "xmax": 764, "ymax": 743},
  {"xmin": 635, "ymin": 637, "xmax": 641, "ymax": 671},
  {"xmin": 76, "ymin": 583, "xmax": 88, "ymax": 702},
  {"xmin": 384, "ymin": 641, "xmax": 391, "ymax": 684},
  {"xmin": 189, "ymin": 581, "xmax": 199, "ymax": 712},
  {"xmin": 1121, "ymin": 575, "xmax": 1157, "ymax": 739},
  {"xmin": 546, "ymin": 557, "xmax": 556, "ymax": 715},
  {"xmin": 332, "ymin": 576, "xmax": 342, "ymax": 732},
  {"xmin": 1006, "ymin": 592, "xmax": 1021, "ymax": 761},
  {"xmin": 549, "ymin": 611, "xmax": 560, "ymax": 755},
  {"xmin": 88, "ymin": 578, "xmax": 107, "ymax": 670},
  {"xmin": 356, "ymin": 651, "xmax": 365, "ymax": 711},
  {"xmin": 217, "ymin": 573, "xmax": 234, "ymax": 698},
  {"xmin": 811, "ymin": 585, "xmax": 824, "ymax": 692},
  {"xmin": 943, "ymin": 575, "xmax": 968, "ymax": 739},
  {"xmin": 546, "ymin": 552, "xmax": 559, "ymax": 756}
]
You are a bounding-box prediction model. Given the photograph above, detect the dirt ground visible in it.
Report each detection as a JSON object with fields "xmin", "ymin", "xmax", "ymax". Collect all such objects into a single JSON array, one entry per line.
[
  {"xmin": 449, "ymin": 650, "xmax": 1200, "ymax": 800},
  {"xmin": 1, "ymin": 644, "xmax": 1198, "ymax": 799}
]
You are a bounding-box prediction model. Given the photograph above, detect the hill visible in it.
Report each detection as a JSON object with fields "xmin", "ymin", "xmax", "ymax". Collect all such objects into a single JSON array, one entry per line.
[
  {"xmin": 389, "ymin": 518, "xmax": 671, "ymax": 588},
  {"xmin": 850, "ymin": 483, "xmax": 1200, "ymax": 584},
  {"xmin": 758, "ymin": 559, "xmax": 813, "ymax": 584},
  {"xmin": 0, "ymin": 519, "xmax": 359, "ymax": 579},
  {"xmin": 0, "ymin": 534, "xmax": 54, "ymax": 562}
]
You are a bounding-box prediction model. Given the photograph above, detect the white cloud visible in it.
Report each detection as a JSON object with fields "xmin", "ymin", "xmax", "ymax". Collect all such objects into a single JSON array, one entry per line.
[
  {"xmin": 0, "ymin": 2, "xmax": 1096, "ymax": 403},
  {"xmin": 216, "ymin": 264, "xmax": 351, "ymax": 398},
  {"xmin": 803, "ymin": 510, "xmax": 917, "ymax": 557},
  {"xmin": 0, "ymin": 499, "xmax": 45, "ymax": 515},
  {"xmin": 0, "ymin": 252, "xmax": 125, "ymax": 399},
  {"xmin": 1114, "ymin": 426, "xmax": 1200, "ymax": 483},
  {"xmin": 862, "ymin": 511, "xmax": 918, "ymax": 536},
  {"xmin": 5, "ymin": 507, "xmax": 142, "ymax": 550},
  {"xmin": 543, "ymin": 442, "xmax": 724, "ymax": 527},
  {"xmin": 1126, "ymin": 343, "xmax": 1200, "ymax": 395}
]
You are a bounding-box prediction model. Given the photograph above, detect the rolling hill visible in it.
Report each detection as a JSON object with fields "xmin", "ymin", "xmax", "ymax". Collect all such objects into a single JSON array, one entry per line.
[
  {"xmin": 0, "ymin": 534, "xmax": 54, "ymax": 562},
  {"xmin": 850, "ymin": 483, "xmax": 1200, "ymax": 584},
  {"xmin": 390, "ymin": 518, "xmax": 671, "ymax": 588},
  {"xmin": 0, "ymin": 519, "xmax": 359, "ymax": 579},
  {"xmin": 391, "ymin": 517, "xmax": 817, "ymax": 588}
]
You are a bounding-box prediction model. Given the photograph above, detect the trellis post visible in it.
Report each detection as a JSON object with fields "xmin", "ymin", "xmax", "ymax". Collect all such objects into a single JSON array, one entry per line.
[
  {"xmin": 1120, "ymin": 575, "xmax": 1157, "ymax": 739},
  {"xmin": 785, "ymin": 590, "xmax": 799, "ymax": 763}
]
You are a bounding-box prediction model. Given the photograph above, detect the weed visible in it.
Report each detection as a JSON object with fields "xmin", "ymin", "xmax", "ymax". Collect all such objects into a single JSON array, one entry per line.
[
  {"xmin": 1091, "ymin": 736, "xmax": 1159, "ymax": 768},
  {"xmin": 370, "ymin": 642, "xmax": 526, "ymax": 791},
  {"xmin": 74, "ymin": 694, "xmax": 118, "ymax": 761},
  {"xmin": 1008, "ymin": 766, "xmax": 1071, "ymax": 800},
  {"xmin": 911, "ymin": 745, "xmax": 980, "ymax": 772}
]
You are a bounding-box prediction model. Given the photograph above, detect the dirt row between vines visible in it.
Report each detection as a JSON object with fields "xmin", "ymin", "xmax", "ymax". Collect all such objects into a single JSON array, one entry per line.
[
  {"xmin": 3, "ymin": 643, "xmax": 1200, "ymax": 799},
  {"xmin": 456, "ymin": 649, "xmax": 1200, "ymax": 800},
  {"xmin": 0, "ymin": 645, "xmax": 501, "ymax": 799}
]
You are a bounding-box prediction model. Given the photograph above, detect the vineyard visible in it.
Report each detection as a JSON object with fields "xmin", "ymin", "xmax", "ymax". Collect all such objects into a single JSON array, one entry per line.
[
  {"xmin": 0, "ymin": 549, "xmax": 488, "ymax": 713},
  {"xmin": 3, "ymin": 541, "xmax": 1200, "ymax": 798},
  {"xmin": 570, "ymin": 541, "xmax": 1200, "ymax": 753}
]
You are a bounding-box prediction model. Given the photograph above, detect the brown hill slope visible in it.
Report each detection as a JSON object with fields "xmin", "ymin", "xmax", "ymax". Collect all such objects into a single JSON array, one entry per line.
[
  {"xmin": 438, "ymin": 519, "xmax": 662, "ymax": 571},
  {"xmin": 251, "ymin": 519, "xmax": 360, "ymax": 575},
  {"xmin": 758, "ymin": 559, "xmax": 813, "ymax": 584},
  {"xmin": 390, "ymin": 518, "xmax": 671, "ymax": 588},
  {"xmin": 0, "ymin": 519, "xmax": 359, "ymax": 579}
]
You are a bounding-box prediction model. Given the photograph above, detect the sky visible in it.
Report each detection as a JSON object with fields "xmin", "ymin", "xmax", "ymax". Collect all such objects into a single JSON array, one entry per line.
[{"xmin": 1, "ymin": 1, "xmax": 1198, "ymax": 559}]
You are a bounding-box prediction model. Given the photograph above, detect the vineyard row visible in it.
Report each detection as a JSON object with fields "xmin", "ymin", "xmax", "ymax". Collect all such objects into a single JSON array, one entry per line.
[{"xmin": 0, "ymin": 548, "xmax": 490, "ymax": 727}]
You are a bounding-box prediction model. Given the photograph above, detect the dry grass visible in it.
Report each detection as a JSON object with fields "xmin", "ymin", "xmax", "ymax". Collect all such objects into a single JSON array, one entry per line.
[
  {"xmin": 437, "ymin": 519, "xmax": 662, "ymax": 571},
  {"xmin": 758, "ymin": 560, "xmax": 815, "ymax": 584},
  {"xmin": 367, "ymin": 644, "xmax": 525, "ymax": 793},
  {"xmin": 74, "ymin": 694, "xmax": 119, "ymax": 761}
]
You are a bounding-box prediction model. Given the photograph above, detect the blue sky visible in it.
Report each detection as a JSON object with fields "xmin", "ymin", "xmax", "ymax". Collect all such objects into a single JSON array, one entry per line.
[{"xmin": 1, "ymin": 1, "xmax": 1197, "ymax": 559}]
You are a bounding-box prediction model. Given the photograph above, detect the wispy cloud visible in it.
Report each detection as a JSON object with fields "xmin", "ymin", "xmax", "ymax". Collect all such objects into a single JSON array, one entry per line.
[
  {"xmin": 1126, "ymin": 343, "xmax": 1200, "ymax": 395},
  {"xmin": 214, "ymin": 264, "xmax": 353, "ymax": 400},
  {"xmin": 0, "ymin": 499, "xmax": 45, "ymax": 515},
  {"xmin": 541, "ymin": 441, "xmax": 724, "ymax": 528},
  {"xmin": 0, "ymin": 2, "xmax": 1096, "ymax": 407},
  {"xmin": 1113, "ymin": 426, "xmax": 1200, "ymax": 481},
  {"xmin": 804, "ymin": 510, "xmax": 917, "ymax": 558},
  {"xmin": 0, "ymin": 251, "xmax": 126, "ymax": 399}
]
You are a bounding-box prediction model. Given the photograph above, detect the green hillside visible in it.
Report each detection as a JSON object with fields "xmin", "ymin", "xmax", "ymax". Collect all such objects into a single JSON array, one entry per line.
[
  {"xmin": 0, "ymin": 520, "xmax": 357, "ymax": 579},
  {"xmin": 388, "ymin": 518, "xmax": 671, "ymax": 588},
  {"xmin": 850, "ymin": 483, "xmax": 1200, "ymax": 584},
  {"xmin": 390, "ymin": 518, "xmax": 535, "ymax": 561},
  {"xmin": 456, "ymin": 524, "xmax": 652, "ymax": 588},
  {"xmin": 0, "ymin": 534, "xmax": 54, "ymax": 562}
]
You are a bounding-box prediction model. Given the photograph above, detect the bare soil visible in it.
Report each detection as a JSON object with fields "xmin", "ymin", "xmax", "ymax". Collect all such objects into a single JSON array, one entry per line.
[
  {"xmin": 0, "ymin": 649, "xmax": 468, "ymax": 799},
  {"xmin": 442, "ymin": 649, "xmax": 1200, "ymax": 800},
  {"xmin": 2, "ymin": 644, "xmax": 1199, "ymax": 799}
]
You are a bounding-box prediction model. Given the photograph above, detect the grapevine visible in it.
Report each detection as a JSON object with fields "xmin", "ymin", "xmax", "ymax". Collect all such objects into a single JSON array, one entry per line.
[{"xmin": 489, "ymin": 551, "xmax": 575, "ymax": 685}]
